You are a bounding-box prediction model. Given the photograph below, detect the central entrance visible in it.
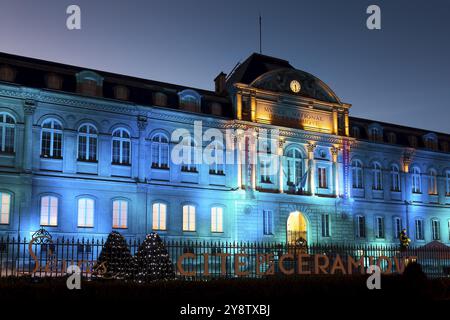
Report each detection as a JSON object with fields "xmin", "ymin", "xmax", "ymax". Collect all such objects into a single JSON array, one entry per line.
[{"xmin": 287, "ymin": 211, "xmax": 308, "ymax": 245}]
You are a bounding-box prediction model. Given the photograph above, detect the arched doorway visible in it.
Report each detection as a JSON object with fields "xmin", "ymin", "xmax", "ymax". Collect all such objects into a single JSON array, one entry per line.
[{"xmin": 287, "ymin": 211, "xmax": 308, "ymax": 245}]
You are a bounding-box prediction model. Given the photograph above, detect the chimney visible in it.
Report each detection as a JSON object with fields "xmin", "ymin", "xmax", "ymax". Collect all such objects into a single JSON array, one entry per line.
[{"xmin": 214, "ymin": 72, "xmax": 227, "ymax": 94}]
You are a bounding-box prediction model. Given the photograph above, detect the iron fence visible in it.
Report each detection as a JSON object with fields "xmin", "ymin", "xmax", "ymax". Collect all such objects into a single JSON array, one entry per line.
[{"xmin": 1, "ymin": 235, "xmax": 449, "ymax": 279}]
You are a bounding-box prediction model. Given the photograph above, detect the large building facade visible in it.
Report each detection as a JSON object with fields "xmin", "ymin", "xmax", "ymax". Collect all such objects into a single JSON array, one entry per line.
[{"xmin": 0, "ymin": 52, "xmax": 449, "ymax": 245}]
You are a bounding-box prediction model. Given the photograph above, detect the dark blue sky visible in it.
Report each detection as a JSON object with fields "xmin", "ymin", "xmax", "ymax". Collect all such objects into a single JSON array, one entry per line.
[{"xmin": 1, "ymin": 0, "xmax": 449, "ymax": 133}]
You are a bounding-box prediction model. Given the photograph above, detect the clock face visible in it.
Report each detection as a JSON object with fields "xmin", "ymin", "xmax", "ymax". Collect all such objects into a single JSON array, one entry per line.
[{"xmin": 290, "ymin": 80, "xmax": 301, "ymax": 93}]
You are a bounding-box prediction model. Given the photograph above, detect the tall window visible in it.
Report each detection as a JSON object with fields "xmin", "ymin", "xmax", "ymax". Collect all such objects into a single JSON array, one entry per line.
[
  {"xmin": 259, "ymin": 141, "xmax": 273, "ymax": 183},
  {"xmin": 41, "ymin": 119, "xmax": 63, "ymax": 158},
  {"xmin": 318, "ymin": 167, "xmax": 327, "ymax": 189},
  {"xmin": 391, "ymin": 164, "xmax": 401, "ymax": 191},
  {"xmin": 151, "ymin": 133, "xmax": 169, "ymax": 169},
  {"xmin": 415, "ymin": 219, "xmax": 424, "ymax": 240},
  {"xmin": 0, "ymin": 113, "xmax": 15, "ymax": 153},
  {"xmin": 78, "ymin": 124, "xmax": 98, "ymax": 161},
  {"xmin": 447, "ymin": 171, "xmax": 450, "ymax": 196},
  {"xmin": 112, "ymin": 128, "xmax": 131, "ymax": 165},
  {"xmin": 78, "ymin": 198, "xmax": 94, "ymax": 227},
  {"xmin": 208, "ymin": 142, "xmax": 224, "ymax": 175},
  {"xmin": 428, "ymin": 169, "xmax": 438, "ymax": 195},
  {"xmin": 0, "ymin": 192, "xmax": 11, "ymax": 224},
  {"xmin": 182, "ymin": 205, "xmax": 196, "ymax": 231},
  {"xmin": 286, "ymin": 148, "xmax": 303, "ymax": 186},
  {"xmin": 112, "ymin": 199, "xmax": 128, "ymax": 229},
  {"xmin": 412, "ymin": 167, "xmax": 421, "ymax": 193},
  {"xmin": 375, "ymin": 216, "xmax": 385, "ymax": 238},
  {"xmin": 180, "ymin": 136, "xmax": 197, "ymax": 173},
  {"xmin": 370, "ymin": 128, "xmax": 380, "ymax": 141},
  {"xmin": 321, "ymin": 214, "xmax": 330, "ymax": 237},
  {"xmin": 263, "ymin": 210, "xmax": 273, "ymax": 235},
  {"xmin": 393, "ymin": 217, "xmax": 402, "ymax": 239},
  {"xmin": 352, "ymin": 160, "xmax": 363, "ymax": 188},
  {"xmin": 373, "ymin": 162, "xmax": 383, "ymax": 190},
  {"xmin": 152, "ymin": 202, "xmax": 167, "ymax": 231},
  {"xmin": 431, "ymin": 219, "xmax": 440, "ymax": 240},
  {"xmin": 356, "ymin": 215, "xmax": 366, "ymax": 238},
  {"xmin": 211, "ymin": 206, "xmax": 223, "ymax": 233},
  {"xmin": 40, "ymin": 196, "xmax": 58, "ymax": 226}
]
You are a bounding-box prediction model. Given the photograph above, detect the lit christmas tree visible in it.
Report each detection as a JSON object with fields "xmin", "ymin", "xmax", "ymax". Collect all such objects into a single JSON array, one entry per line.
[
  {"xmin": 133, "ymin": 232, "xmax": 175, "ymax": 283},
  {"xmin": 94, "ymin": 231, "xmax": 134, "ymax": 279}
]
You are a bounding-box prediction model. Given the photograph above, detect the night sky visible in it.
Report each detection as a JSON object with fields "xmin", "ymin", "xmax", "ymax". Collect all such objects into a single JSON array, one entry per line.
[{"xmin": 0, "ymin": 0, "xmax": 449, "ymax": 133}]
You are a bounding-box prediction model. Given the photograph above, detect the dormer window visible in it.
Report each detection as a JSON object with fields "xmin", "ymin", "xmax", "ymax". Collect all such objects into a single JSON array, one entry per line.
[
  {"xmin": 0, "ymin": 65, "xmax": 16, "ymax": 82},
  {"xmin": 367, "ymin": 123, "xmax": 383, "ymax": 142},
  {"xmin": 441, "ymin": 141, "xmax": 449, "ymax": 153},
  {"xmin": 210, "ymin": 102, "xmax": 222, "ymax": 116},
  {"xmin": 153, "ymin": 92, "xmax": 168, "ymax": 107},
  {"xmin": 45, "ymin": 73, "xmax": 63, "ymax": 90},
  {"xmin": 409, "ymin": 136, "xmax": 418, "ymax": 148},
  {"xmin": 178, "ymin": 89, "xmax": 201, "ymax": 112},
  {"xmin": 352, "ymin": 126, "xmax": 360, "ymax": 138},
  {"xmin": 423, "ymin": 133, "xmax": 438, "ymax": 151},
  {"xmin": 76, "ymin": 70, "xmax": 103, "ymax": 97},
  {"xmin": 113, "ymin": 85, "xmax": 129, "ymax": 100},
  {"xmin": 387, "ymin": 132, "xmax": 397, "ymax": 144}
]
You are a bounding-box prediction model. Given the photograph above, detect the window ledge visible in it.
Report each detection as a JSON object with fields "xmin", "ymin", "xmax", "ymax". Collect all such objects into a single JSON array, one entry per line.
[{"xmin": 112, "ymin": 163, "xmax": 131, "ymax": 167}]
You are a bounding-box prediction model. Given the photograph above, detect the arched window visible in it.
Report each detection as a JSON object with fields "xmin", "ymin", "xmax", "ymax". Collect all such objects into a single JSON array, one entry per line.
[
  {"xmin": 387, "ymin": 132, "xmax": 397, "ymax": 144},
  {"xmin": 152, "ymin": 202, "xmax": 167, "ymax": 231},
  {"xmin": 40, "ymin": 195, "xmax": 58, "ymax": 226},
  {"xmin": 41, "ymin": 119, "xmax": 63, "ymax": 158},
  {"xmin": 178, "ymin": 89, "xmax": 201, "ymax": 112},
  {"xmin": 369, "ymin": 128, "xmax": 380, "ymax": 141},
  {"xmin": 285, "ymin": 148, "xmax": 303, "ymax": 186},
  {"xmin": 391, "ymin": 164, "xmax": 401, "ymax": 192},
  {"xmin": 446, "ymin": 171, "xmax": 450, "ymax": 196},
  {"xmin": 428, "ymin": 169, "xmax": 438, "ymax": 195},
  {"xmin": 352, "ymin": 160, "xmax": 363, "ymax": 189},
  {"xmin": 112, "ymin": 199, "xmax": 128, "ymax": 229},
  {"xmin": 431, "ymin": 219, "xmax": 440, "ymax": 240},
  {"xmin": 112, "ymin": 128, "xmax": 131, "ymax": 165},
  {"xmin": 77, "ymin": 197, "xmax": 94, "ymax": 227},
  {"xmin": 151, "ymin": 133, "xmax": 169, "ymax": 169},
  {"xmin": 182, "ymin": 204, "xmax": 196, "ymax": 231},
  {"xmin": 0, "ymin": 192, "xmax": 11, "ymax": 224},
  {"xmin": 0, "ymin": 113, "xmax": 15, "ymax": 153},
  {"xmin": 211, "ymin": 206, "xmax": 223, "ymax": 233},
  {"xmin": 78, "ymin": 124, "xmax": 98, "ymax": 161},
  {"xmin": 373, "ymin": 162, "xmax": 383, "ymax": 190},
  {"xmin": 412, "ymin": 167, "xmax": 421, "ymax": 193},
  {"xmin": 208, "ymin": 141, "xmax": 224, "ymax": 175}
]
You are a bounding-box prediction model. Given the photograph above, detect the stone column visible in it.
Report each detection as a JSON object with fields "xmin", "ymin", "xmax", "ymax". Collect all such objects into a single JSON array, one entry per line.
[
  {"xmin": 278, "ymin": 138, "xmax": 285, "ymax": 193},
  {"xmin": 235, "ymin": 133, "xmax": 243, "ymax": 189},
  {"xmin": 332, "ymin": 108, "xmax": 338, "ymax": 135},
  {"xmin": 250, "ymin": 95, "xmax": 256, "ymax": 122},
  {"xmin": 22, "ymin": 100, "xmax": 36, "ymax": 173},
  {"xmin": 307, "ymin": 143, "xmax": 316, "ymax": 195},
  {"xmin": 331, "ymin": 147, "xmax": 339, "ymax": 197},
  {"xmin": 137, "ymin": 116, "xmax": 148, "ymax": 183},
  {"xmin": 344, "ymin": 110, "xmax": 350, "ymax": 137}
]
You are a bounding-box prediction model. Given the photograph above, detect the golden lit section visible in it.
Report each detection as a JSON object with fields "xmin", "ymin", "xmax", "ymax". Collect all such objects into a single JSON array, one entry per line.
[{"xmin": 287, "ymin": 211, "xmax": 307, "ymax": 244}]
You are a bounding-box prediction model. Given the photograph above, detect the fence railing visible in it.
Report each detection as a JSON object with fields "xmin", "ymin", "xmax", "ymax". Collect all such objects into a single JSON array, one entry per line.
[{"xmin": 1, "ymin": 235, "xmax": 450, "ymax": 279}]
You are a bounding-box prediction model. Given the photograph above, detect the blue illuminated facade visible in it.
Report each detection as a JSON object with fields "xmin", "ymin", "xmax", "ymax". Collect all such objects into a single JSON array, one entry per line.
[{"xmin": 0, "ymin": 52, "xmax": 449, "ymax": 245}]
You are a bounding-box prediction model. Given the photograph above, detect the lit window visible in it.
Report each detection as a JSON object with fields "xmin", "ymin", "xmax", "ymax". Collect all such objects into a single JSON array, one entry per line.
[
  {"xmin": 263, "ymin": 210, "xmax": 273, "ymax": 235},
  {"xmin": 393, "ymin": 217, "xmax": 402, "ymax": 239},
  {"xmin": 286, "ymin": 148, "xmax": 303, "ymax": 186},
  {"xmin": 318, "ymin": 167, "xmax": 327, "ymax": 189},
  {"xmin": 432, "ymin": 219, "xmax": 440, "ymax": 240},
  {"xmin": 391, "ymin": 165, "xmax": 401, "ymax": 191},
  {"xmin": 78, "ymin": 124, "xmax": 98, "ymax": 161},
  {"xmin": 151, "ymin": 133, "xmax": 169, "ymax": 169},
  {"xmin": 373, "ymin": 162, "xmax": 383, "ymax": 190},
  {"xmin": 375, "ymin": 216, "xmax": 384, "ymax": 238},
  {"xmin": 412, "ymin": 167, "xmax": 421, "ymax": 193},
  {"xmin": 0, "ymin": 192, "xmax": 11, "ymax": 224},
  {"xmin": 208, "ymin": 141, "xmax": 224, "ymax": 175},
  {"xmin": 112, "ymin": 199, "xmax": 128, "ymax": 229},
  {"xmin": 415, "ymin": 219, "xmax": 424, "ymax": 240},
  {"xmin": 112, "ymin": 128, "xmax": 131, "ymax": 165},
  {"xmin": 182, "ymin": 205, "xmax": 196, "ymax": 231},
  {"xmin": 78, "ymin": 198, "xmax": 94, "ymax": 227},
  {"xmin": 352, "ymin": 160, "xmax": 363, "ymax": 189},
  {"xmin": 152, "ymin": 202, "xmax": 167, "ymax": 231},
  {"xmin": 41, "ymin": 119, "xmax": 63, "ymax": 158},
  {"xmin": 0, "ymin": 113, "xmax": 15, "ymax": 153},
  {"xmin": 211, "ymin": 206, "xmax": 223, "ymax": 233},
  {"xmin": 40, "ymin": 196, "xmax": 58, "ymax": 226},
  {"xmin": 321, "ymin": 214, "xmax": 330, "ymax": 237},
  {"xmin": 428, "ymin": 169, "xmax": 438, "ymax": 195},
  {"xmin": 356, "ymin": 215, "xmax": 365, "ymax": 238}
]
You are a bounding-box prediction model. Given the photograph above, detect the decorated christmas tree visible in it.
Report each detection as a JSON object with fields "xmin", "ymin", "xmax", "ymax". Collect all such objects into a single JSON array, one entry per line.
[
  {"xmin": 94, "ymin": 231, "xmax": 134, "ymax": 279},
  {"xmin": 133, "ymin": 232, "xmax": 175, "ymax": 283}
]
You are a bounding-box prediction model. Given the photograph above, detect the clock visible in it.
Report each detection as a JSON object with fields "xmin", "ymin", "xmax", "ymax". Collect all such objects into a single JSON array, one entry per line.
[{"xmin": 290, "ymin": 80, "xmax": 301, "ymax": 93}]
